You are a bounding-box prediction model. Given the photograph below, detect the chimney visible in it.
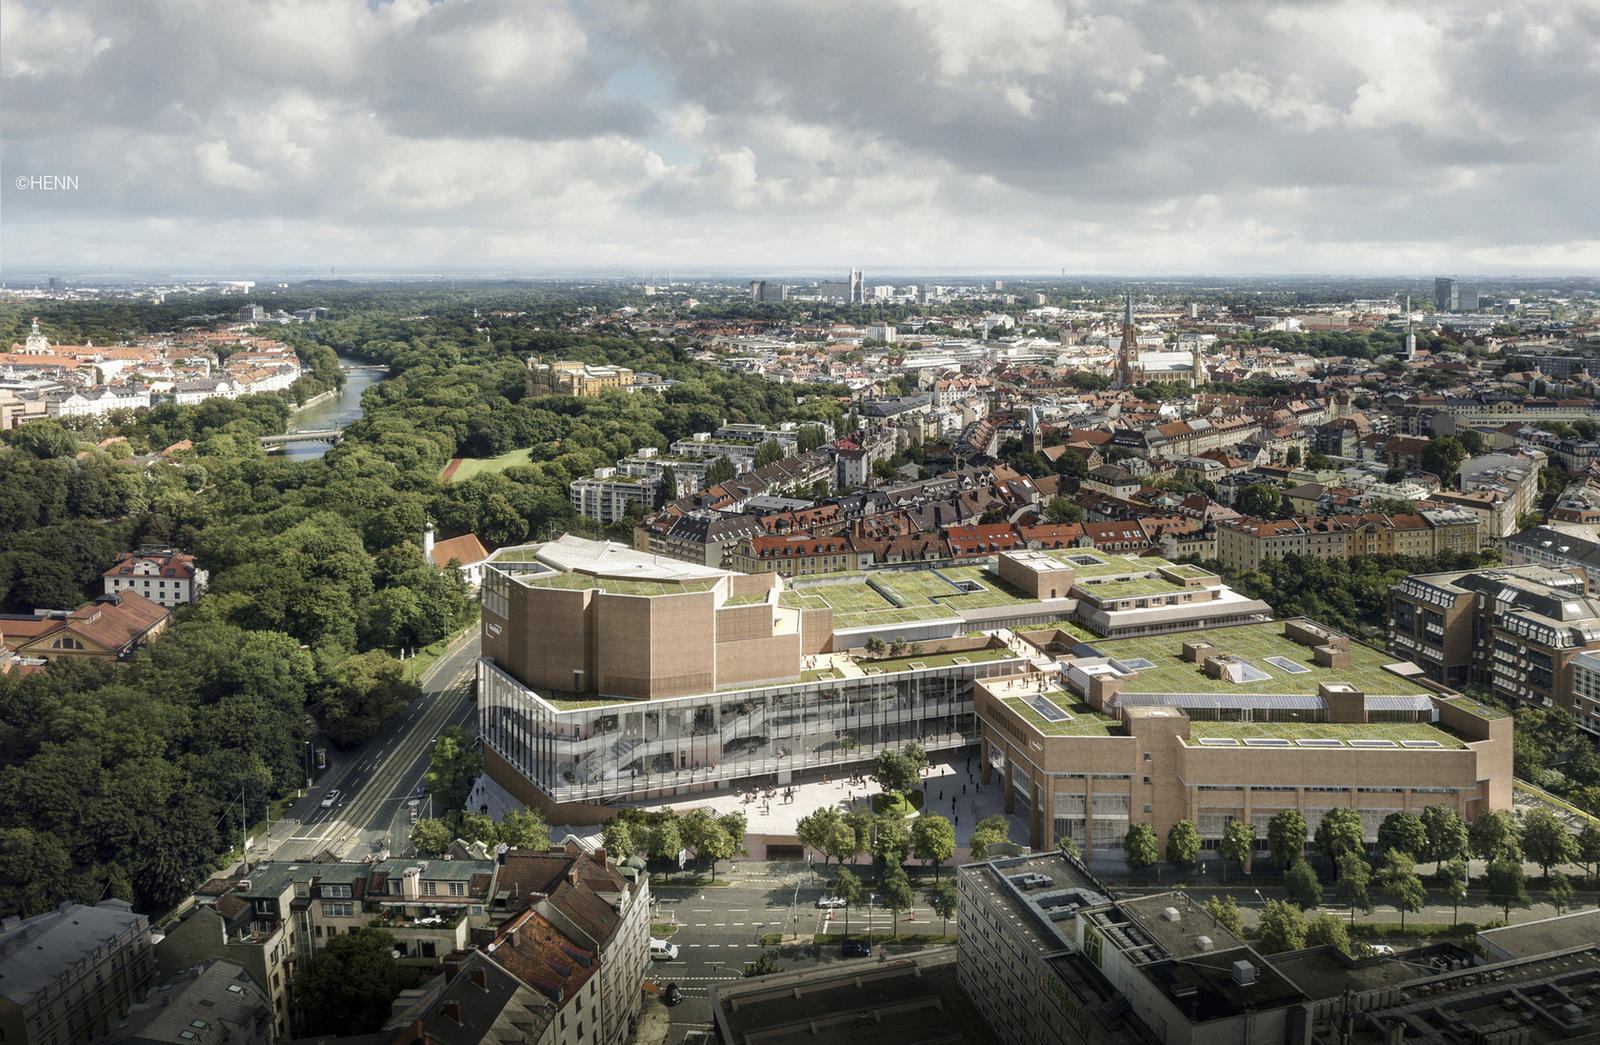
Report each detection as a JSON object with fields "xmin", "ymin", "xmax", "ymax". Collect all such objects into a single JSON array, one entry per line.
[
  {"xmin": 470, "ymin": 967, "xmax": 489, "ymax": 990},
  {"xmin": 423, "ymin": 523, "xmax": 436, "ymax": 563},
  {"xmin": 442, "ymin": 1001, "xmax": 461, "ymax": 1024}
]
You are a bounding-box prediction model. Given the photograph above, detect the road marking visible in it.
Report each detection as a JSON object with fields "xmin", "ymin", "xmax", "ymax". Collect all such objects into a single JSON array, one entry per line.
[
  {"xmin": 745, "ymin": 944, "xmax": 758, "ymax": 948},
  {"xmin": 706, "ymin": 944, "xmax": 720, "ymax": 948},
  {"xmin": 732, "ymin": 922, "xmax": 745, "ymax": 926}
]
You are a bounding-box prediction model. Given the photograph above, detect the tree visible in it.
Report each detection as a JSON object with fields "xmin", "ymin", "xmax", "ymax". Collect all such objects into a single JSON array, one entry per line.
[
  {"xmin": 1285, "ymin": 445, "xmax": 1303, "ymax": 467},
  {"xmin": 912, "ymin": 814, "xmax": 956, "ymax": 879},
  {"xmin": 412, "ymin": 817, "xmax": 452, "ymax": 857},
  {"xmin": 1285, "ymin": 860, "xmax": 1324, "ymax": 910},
  {"xmin": 798, "ymin": 425, "xmax": 827, "ymax": 453},
  {"xmin": 649, "ymin": 820, "xmax": 683, "ymax": 867},
  {"xmin": 826, "ymin": 820, "xmax": 860, "ymax": 867},
  {"xmin": 1267, "ymin": 810, "xmax": 1308, "ymax": 870},
  {"xmin": 1577, "ymin": 821, "xmax": 1600, "ymax": 879},
  {"xmin": 1335, "ymin": 853, "xmax": 1374, "ymax": 926},
  {"xmin": 698, "ymin": 822, "xmax": 736, "ymax": 880},
  {"xmin": 1550, "ymin": 872, "xmax": 1575, "ymax": 915},
  {"xmin": 1166, "ymin": 820, "xmax": 1202, "ymax": 870},
  {"xmin": 602, "ymin": 819, "xmax": 635, "ymax": 862},
  {"xmin": 878, "ymin": 866, "xmax": 913, "ymax": 939},
  {"xmin": 658, "ymin": 466, "xmax": 678, "ymax": 502},
  {"xmin": 294, "ymin": 927, "xmax": 408, "ymax": 1035},
  {"xmin": 969, "ymin": 814, "xmax": 1011, "ymax": 860},
  {"xmin": 1519, "ymin": 806, "xmax": 1577, "ymax": 877},
  {"xmin": 1316, "ymin": 808, "xmax": 1365, "ymax": 867},
  {"xmin": 1204, "ymin": 895, "xmax": 1244, "ymax": 936},
  {"xmin": 798, "ymin": 807, "xmax": 842, "ymax": 867},
  {"xmin": 1220, "ymin": 820, "xmax": 1255, "ymax": 881},
  {"xmin": 1236, "ymin": 482, "xmax": 1282, "ymax": 519},
  {"xmin": 678, "ymin": 809, "xmax": 715, "ymax": 857},
  {"xmin": 1043, "ymin": 497, "xmax": 1085, "ymax": 524},
  {"xmin": 745, "ymin": 952, "xmax": 783, "ymax": 977},
  {"xmin": 1422, "ymin": 436, "xmax": 1467, "ymax": 487},
  {"xmin": 1305, "ymin": 912, "xmax": 1352, "ymax": 955},
  {"xmin": 870, "ymin": 813, "xmax": 910, "ymax": 868},
  {"xmin": 1469, "ymin": 809, "xmax": 1521, "ymax": 862},
  {"xmin": 928, "ymin": 878, "xmax": 958, "ymax": 935},
  {"xmin": 1439, "ymin": 857, "xmax": 1469, "ymax": 925},
  {"xmin": 1123, "ymin": 823, "xmax": 1160, "ymax": 872},
  {"xmin": 316, "ymin": 651, "xmax": 419, "ymax": 747},
  {"xmin": 719, "ymin": 810, "xmax": 748, "ymax": 856},
  {"xmin": 843, "ymin": 809, "xmax": 874, "ymax": 863},
  {"xmin": 1256, "ymin": 899, "xmax": 1307, "ymax": 954},
  {"xmin": 834, "ymin": 867, "xmax": 865, "ymax": 936},
  {"xmin": 754, "ymin": 439, "xmax": 783, "ymax": 468},
  {"xmin": 1377, "ymin": 811, "xmax": 1428, "ymax": 861},
  {"xmin": 424, "ymin": 726, "xmax": 481, "ymax": 818},
  {"xmin": 1485, "ymin": 852, "xmax": 1531, "ymax": 920},
  {"xmin": 1378, "ymin": 851, "xmax": 1427, "ymax": 930},
  {"xmin": 1420, "ymin": 805, "xmax": 1469, "ymax": 871},
  {"xmin": 705, "ymin": 455, "xmax": 737, "ymax": 485},
  {"xmin": 492, "ymin": 807, "xmax": 547, "ymax": 850}
]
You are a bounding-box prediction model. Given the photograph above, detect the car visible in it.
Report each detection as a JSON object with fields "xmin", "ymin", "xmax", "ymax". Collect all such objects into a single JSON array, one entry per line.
[
  {"xmin": 816, "ymin": 895, "xmax": 848, "ymax": 909},
  {"xmin": 841, "ymin": 940, "xmax": 871, "ymax": 958},
  {"xmin": 320, "ymin": 789, "xmax": 340, "ymax": 808},
  {"xmin": 649, "ymin": 938, "xmax": 679, "ymax": 960},
  {"xmin": 1370, "ymin": 944, "xmax": 1396, "ymax": 957},
  {"xmin": 662, "ymin": 983, "xmax": 683, "ymax": 1006}
]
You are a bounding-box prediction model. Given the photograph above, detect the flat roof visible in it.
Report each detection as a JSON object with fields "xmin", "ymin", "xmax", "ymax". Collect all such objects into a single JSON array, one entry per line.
[
  {"xmin": 1082, "ymin": 622, "xmax": 1433, "ymax": 698},
  {"xmin": 525, "ymin": 574, "xmax": 719, "ymax": 597},
  {"xmin": 1186, "ymin": 719, "xmax": 1466, "ymax": 750}
]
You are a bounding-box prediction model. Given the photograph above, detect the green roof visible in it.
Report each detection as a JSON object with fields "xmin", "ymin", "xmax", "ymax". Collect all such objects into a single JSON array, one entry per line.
[
  {"xmin": 526, "ymin": 574, "xmax": 719, "ymax": 597},
  {"xmin": 722, "ymin": 591, "xmax": 772, "ymax": 607},
  {"xmin": 1083, "ymin": 622, "xmax": 1432, "ymax": 697},
  {"xmin": 1001, "ymin": 692, "xmax": 1123, "ymax": 737},
  {"xmin": 1186, "ymin": 720, "xmax": 1466, "ymax": 749},
  {"xmin": 1075, "ymin": 575, "xmax": 1183, "ymax": 599}
]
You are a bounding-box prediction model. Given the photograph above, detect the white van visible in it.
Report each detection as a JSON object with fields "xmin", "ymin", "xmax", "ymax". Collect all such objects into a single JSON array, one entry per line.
[{"xmin": 649, "ymin": 938, "xmax": 679, "ymax": 961}]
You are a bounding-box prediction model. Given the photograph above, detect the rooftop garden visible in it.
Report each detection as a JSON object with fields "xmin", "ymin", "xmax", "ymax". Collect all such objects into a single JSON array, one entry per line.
[
  {"xmin": 1001, "ymin": 691, "xmax": 1123, "ymax": 737},
  {"xmin": 526, "ymin": 574, "xmax": 720, "ymax": 597},
  {"xmin": 1185, "ymin": 719, "xmax": 1466, "ymax": 749}
]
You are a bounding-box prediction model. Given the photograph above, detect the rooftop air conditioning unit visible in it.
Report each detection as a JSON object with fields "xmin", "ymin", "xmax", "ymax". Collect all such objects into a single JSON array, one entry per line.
[
  {"xmin": 1196, "ymin": 936, "xmax": 1214, "ymax": 952},
  {"xmin": 1232, "ymin": 960, "xmax": 1257, "ymax": 986},
  {"xmin": 1163, "ymin": 907, "xmax": 1181, "ymax": 923}
]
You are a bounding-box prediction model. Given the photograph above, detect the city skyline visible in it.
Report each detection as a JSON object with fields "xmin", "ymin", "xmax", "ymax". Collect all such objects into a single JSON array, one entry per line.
[{"xmin": 3, "ymin": 0, "xmax": 1598, "ymax": 275}]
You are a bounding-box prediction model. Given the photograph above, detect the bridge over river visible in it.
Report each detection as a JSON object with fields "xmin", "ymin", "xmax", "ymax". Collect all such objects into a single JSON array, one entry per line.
[{"xmin": 261, "ymin": 427, "xmax": 343, "ymax": 448}]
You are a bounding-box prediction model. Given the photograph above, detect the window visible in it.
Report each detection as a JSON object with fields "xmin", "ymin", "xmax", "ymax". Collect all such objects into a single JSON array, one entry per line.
[
  {"xmin": 321, "ymin": 902, "xmax": 353, "ymax": 918},
  {"xmin": 448, "ymin": 882, "xmax": 466, "ymax": 896}
]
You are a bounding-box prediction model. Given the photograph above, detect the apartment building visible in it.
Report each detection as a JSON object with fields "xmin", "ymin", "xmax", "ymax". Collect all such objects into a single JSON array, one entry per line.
[
  {"xmin": 526, "ymin": 360, "xmax": 635, "ymax": 398},
  {"xmin": 977, "ymin": 619, "xmax": 1510, "ymax": 858},
  {"xmin": 0, "ymin": 900, "xmax": 157, "ymax": 1045},
  {"xmin": 568, "ymin": 469, "xmax": 660, "ymax": 523},
  {"xmin": 1215, "ymin": 510, "xmax": 1480, "ymax": 572},
  {"xmin": 102, "ymin": 960, "xmax": 273, "ymax": 1045},
  {"xmin": 1503, "ymin": 525, "xmax": 1600, "ymax": 588},
  {"xmin": 103, "ymin": 548, "xmax": 209, "ymax": 607},
  {"xmin": 1388, "ymin": 564, "xmax": 1600, "ymax": 724}
]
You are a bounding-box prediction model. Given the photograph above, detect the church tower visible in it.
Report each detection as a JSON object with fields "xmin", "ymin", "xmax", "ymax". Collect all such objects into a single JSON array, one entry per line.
[
  {"xmin": 1115, "ymin": 294, "xmax": 1142, "ymax": 387},
  {"xmin": 1404, "ymin": 295, "xmax": 1417, "ymax": 361},
  {"xmin": 23, "ymin": 317, "xmax": 49, "ymax": 355}
]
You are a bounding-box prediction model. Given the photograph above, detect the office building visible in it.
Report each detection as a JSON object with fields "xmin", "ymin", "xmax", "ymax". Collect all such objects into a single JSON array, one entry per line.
[
  {"xmin": 976, "ymin": 619, "xmax": 1510, "ymax": 858},
  {"xmin": 0, "ymin": 899, "xmax": 156, "ymax": 1045},
  {"xmin": 477, "ymin": 538, "xmax": 1275, "ymax": 821},
  {"xmin": 1388, "ymin": 564, "xmax": 1600, "ymax": 722},
  {"xmin": 748, "ymin": 280, "xmax": 788, "ymax": 303}
]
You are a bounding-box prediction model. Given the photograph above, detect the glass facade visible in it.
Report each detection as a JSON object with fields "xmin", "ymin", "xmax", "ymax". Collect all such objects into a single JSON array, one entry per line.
[{"xmin": 480, "ymin": 655, "xmax": 1027, "ymax": 803}]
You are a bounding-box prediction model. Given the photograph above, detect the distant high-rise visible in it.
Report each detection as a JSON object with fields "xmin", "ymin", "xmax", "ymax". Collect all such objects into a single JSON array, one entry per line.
[
  {"xmin": 1434, "ymin": 277, "xmax": 1455, "ymax": 312},
  {"xmin": 749, "ymin": 280, "xmax": 787, "ymax": 303},
  {"xmin": 1405, "ymin": 295, "xmax": 1417, "ymax": 360},
  {"xmin": 849, "ymin": 268, "xmax": 865, "ymax": 304}
]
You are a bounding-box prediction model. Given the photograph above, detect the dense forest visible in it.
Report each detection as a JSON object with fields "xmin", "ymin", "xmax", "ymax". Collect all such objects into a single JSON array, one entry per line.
[{"xmin": 0, "ymin": 289, "xmax": 846, "ymax": 918}]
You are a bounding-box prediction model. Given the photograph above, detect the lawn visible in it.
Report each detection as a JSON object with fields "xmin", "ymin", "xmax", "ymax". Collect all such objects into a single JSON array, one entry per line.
[
  {"xmin": 1083, "ymin": 622, "xmax": 1432, "ymax": 698},
  {"xmin": 440, "ymin": 447, "xmax": 531, "ymax": 482}
]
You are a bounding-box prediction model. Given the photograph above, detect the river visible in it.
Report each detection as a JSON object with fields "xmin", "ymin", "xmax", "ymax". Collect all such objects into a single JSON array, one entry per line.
[{"xmin": 275, "ymin": 358, "xmax": 388, "ymax": 461}]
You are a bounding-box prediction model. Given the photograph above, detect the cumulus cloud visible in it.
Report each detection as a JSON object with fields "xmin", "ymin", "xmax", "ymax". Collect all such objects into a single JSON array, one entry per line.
[{"xmin": 2, "ymin": 0, "xmax": 1597, "ymax": 273}]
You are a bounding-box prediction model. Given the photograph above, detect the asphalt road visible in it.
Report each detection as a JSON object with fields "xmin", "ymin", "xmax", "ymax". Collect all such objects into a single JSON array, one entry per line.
[
  {"xmin": 261, "ymin": 633, "xmax": 481, "ymax": 863},
  {"xmin": 649, "ymin": 870, "xmax": 954, "ymax": 1043}
]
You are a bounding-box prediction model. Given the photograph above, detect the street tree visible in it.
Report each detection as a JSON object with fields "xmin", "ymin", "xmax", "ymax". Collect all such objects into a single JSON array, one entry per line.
[
  {"xmin": 1470, "ymin": 810, "xmax": 1521, "ymax": 861},
  {"xmin": 602, "ymin": 820, "xmax": 635, "ymax": 862},
  {"xmin": 879, "ymin": 867, "xmax": 914, "ymax": 939},
  {"xmin": 928, "ymin": 878, "xmax": 958, "ymax": 935},
  {"xmin": 798, "ymin": 807, "xmax": 842, "ymax": 867},
  {"xmin": 649, "ymin": 820, "xmax": 683, "ymax": 869},
  {"xmin": 699, "ymin": 823, "xmax": 736, "ymax": 880},
  {"xmin": 826, "ymin": 821, "xmax": 860, "ymax": 867},
  {"xmin": 678, "ymin": 809, "xmax": 715, "ymax": 856},
  {"xmin": 1578, "ymin": 821, "xmax": 1600, "ymax": 879},
  {"xmin": 1550, "ymin": 872, "xmax": 1575, "ymax": 915},
  {"xmin": 411, "ymin": 818, "xmax": 451, "ymax": 857},
  {"xmin": 1204, "ymin": 895, "xmax": 1244, "ymax": 936},
  {"xmin": 911, "ymin": 814, "xmax": 956, "ymax": 879},
  {"xmin": 969, "ymin": 815, "xmax": 1011, "ymax": 860},
  {"xmin": 1267, "ymin": 810, "xmax": 1308, "ymax": 870},
  {"xmin": 423, "ymin": 726, "xmax": 481, "ymax": 819},
  {"xmin": 745, "ymin": 952, "xmax": 783, "ymax": 977},
  {"xmin": 1378, "ymin": 850, "xmax": 1427, "ymax": 930},
  {"xmin": 1256, "ymin": 900, "xmax": 1307, "ymax": 954},
  {"xmin": 1335, "ymin": 853, "xmax": 1374, "ymax": 926},
  {"xmin": 1305, "ymin": 912, "xmax": 1352, "ymax": 955},
  {"xmin": 834, "ymin": 868, "xmax": 864, "ymax": 936},
  {"xmin": 1124, "ymin": 823, "xmax": 1160, "ymax": 872},
  {"xmin": 843, "ymin": 809, "xmax": 874, "ymax": 862},
  {"xmin": 498, "ymin": 807, "xmax": 550, "ymax": 851},
  {"xmin": 1285, "ymin": 861, "xmax": 1323, "ymax": 910},
  {"xmin": 1439, "ymin": 857, "xmax": 1470, "ymax": 925},
  {"xmin": 1519, "ymin": 806, "xmax": 1577, "ymax": 877},
  {"xmin": 1316, "ymin": 808, "xmax": 1366, "ymax": 867},
  {"xmin": 870, "ymin": 813, "xmax": 911, "ymax": 868},
  {"xmin": 1220, "ymin": 820, "xmax": 1255, "ymax": 881},
  {"xmin": 1420, "ymin": 805, "xmax": 1469, "ymax": 870},
  {"xmin": 1166, "ymin": 820, "xmax": 1202, "ymax": 871},
  {"xmin": 1485, "ymin": 853, "xmax": 1531, "ymax": 921},
  {"xmin": 1377, "ymin": 812, "xmax": 1427, "ymax": 861}
]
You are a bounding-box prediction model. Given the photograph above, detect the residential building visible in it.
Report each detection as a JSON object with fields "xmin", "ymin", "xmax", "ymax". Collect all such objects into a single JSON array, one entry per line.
[
  {"xmin": 0, "ymin": 899, "xmax": 156, "ymax": 1045},
  {"xmin": 1388, "ymin": 564, "xmax": 1600, "ymax": 723},
  {"xmin": 103, "ymin": 548, "xmax": 208, "ymax": 607},
  {"xmin": 526, "ymin": 360, "xmax": 636, "ymax": 398},
  {"xmin": 423, "ymin": 525, "xmax": 491, "ymax": 589},
  {"xmin": 727, "ymin": 533, "xmax": 869, "ymax": 576},
  {"xmin": 568, "ymin": 469, "xmax": 660, "ymax": 523},
  {"xmin": 384, "ymin": 949, "xmax": 557, "ymax": 1045},
  {"xmin": 1503, "ymin": 525, "xmax": 1600, "ymax": 588},
  {"xmin": 101, "ymin": 960, "xmax": 272, "ymax": 1045},
  {"xmin": 5, "ymin": 591, "xmax": 171, "ymax": 664},
  {"xmin": 977, "ymin": 619, "xmax": 1510, "ymax": 858}
]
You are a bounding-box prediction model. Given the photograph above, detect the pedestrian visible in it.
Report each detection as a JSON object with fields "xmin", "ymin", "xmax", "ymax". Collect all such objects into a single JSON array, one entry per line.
[
  {"xmin": 952, "ymin": 797, "xmax": 957, "ymax": 811},
  {"xmin": 954, "ymin": 815, "xmax": 959, "ymax": 828},
  {"xmin": 963, "ymin": 784, "xmax": 967, "ymax": 795},
  {"xmin": 938, "ymin": 789, "xmax": 943, "ymax": 801}
]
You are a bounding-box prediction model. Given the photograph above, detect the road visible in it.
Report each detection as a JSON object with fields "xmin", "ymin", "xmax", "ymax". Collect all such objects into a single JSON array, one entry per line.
[
  {"xmin": 648, "ymin": 870, "xmax": 956, "ymax": 1043},
  {"xmin": 260, "ymin": 633, "xmax": 481, "ymax": 863}
]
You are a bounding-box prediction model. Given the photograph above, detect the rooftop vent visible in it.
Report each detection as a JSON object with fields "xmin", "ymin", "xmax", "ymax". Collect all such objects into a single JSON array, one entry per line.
[
  {"xmin": 1196, "ymin": 936, "xmax": 1214, "ymax": 952},
  {"xmin": 1162, "ymin": 906, "xmax": 1181, "ymax": 923},
  {"xmin": 1232, "ymin": 960, "xmax": 1256, "ymax": 986}
]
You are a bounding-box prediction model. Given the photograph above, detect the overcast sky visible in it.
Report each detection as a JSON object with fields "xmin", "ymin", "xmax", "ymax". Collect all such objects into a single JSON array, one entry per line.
[{"xmin": 3, "ymin": 0, "xmax": 1598, "ymax": 277}]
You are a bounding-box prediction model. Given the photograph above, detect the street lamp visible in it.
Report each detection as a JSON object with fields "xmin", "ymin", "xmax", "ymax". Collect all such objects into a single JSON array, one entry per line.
[
  {"xmin": 868, "ymin": 893, "xmax": 876, "ymax": 947},
  {"xmin": 304, "ymin": 741, "xmax": 313, "ymax": 790}
]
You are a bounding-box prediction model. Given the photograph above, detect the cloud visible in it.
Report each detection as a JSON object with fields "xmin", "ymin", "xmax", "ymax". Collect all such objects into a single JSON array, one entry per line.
[{"xmin": 2, "ymin": 0, "xmax": 1597, "ymax": 273}]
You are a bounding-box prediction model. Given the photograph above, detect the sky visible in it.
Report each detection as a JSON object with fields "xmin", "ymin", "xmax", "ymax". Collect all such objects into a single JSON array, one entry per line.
[{"xmin": 2, "ymin": 0, "xmax": 1598, "ymax": 277}]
